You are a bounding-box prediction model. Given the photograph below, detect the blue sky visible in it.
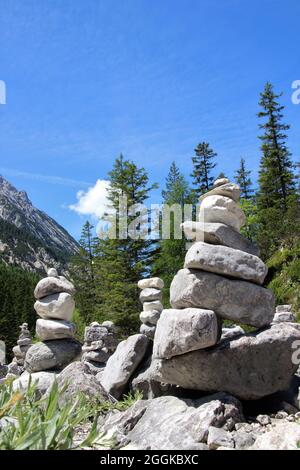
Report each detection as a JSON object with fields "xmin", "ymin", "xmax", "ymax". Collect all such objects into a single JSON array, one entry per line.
[{"xmin": 0, "ymin": 0, "xmax": 299, "ymax": 239}]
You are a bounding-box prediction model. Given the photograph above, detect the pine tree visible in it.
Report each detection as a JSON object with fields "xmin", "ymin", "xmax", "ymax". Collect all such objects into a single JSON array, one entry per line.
[
  {"xmin": 191, "ymin": 142, "xmax": 217, "ymax": 196},
  {"xmin": 153, "ymin": 162, "xmax": 193, "ymax": 306},
  {"xmin": 257, "ymin": 82, "xmax": 295, "ymax": 211},
  {"xmin": 93, "ymin": 155, "xmax": 157, "ymax": 335},
  {"xmin": 70, "ymin": 221, "xmax": 98, "ymax": 324},
  {"xmin": 235, "ymin": 158, "xmax": 253, "ymax": 199}
]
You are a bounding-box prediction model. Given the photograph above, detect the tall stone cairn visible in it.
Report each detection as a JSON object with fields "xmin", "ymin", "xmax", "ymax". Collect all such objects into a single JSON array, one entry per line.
[
  {"xmin": 152, "ymin": 178, "xmax": 300, "ymax": 400},
  {"xmin": 24, "ymin": 268, "xmax": 81, "ymax": 373},
  {"xmin": 138, "ymin": 278, "xmax": 164, "ymax": 339},
  {"xmin": 81, "ymin": 320, "xmax": 118, "ymax": 370}
]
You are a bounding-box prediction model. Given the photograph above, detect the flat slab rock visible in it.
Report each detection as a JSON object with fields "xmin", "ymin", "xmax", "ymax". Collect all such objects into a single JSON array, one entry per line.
[
  {"xmin": 24, "ymin": 339, "xmax": 81, "ymax": 373},
  {"xmin": 101, "ymin": 334, "xmax": 149, "ymax": 399},
  {"xmin": 181, "ymin": 221, "xmax": 259, "ymax": 256},
  {"xmin": 153, "ymin": 308, "xmax": 220, "ymax": 359},
  {"xmin": 199, "ymin": 182, "xmax": 241, "ymax": 203},
  {"xmin": 170, "ymin": 268, "xmax": 275, "ymax": 328},
  {"xmin": 184, "ymin": 242, "xmax": 267, "ymax": 285},
  {"xmin": 34, "ymin": 276, "xmax": 75, "ymax": 300},
  {"xmin": 36, "ymin": 318, "xmax": 76, "ymax": 340},
  {"xmin": 98, "ymin": 392, "xmax": 243, "ymax": 450},
  {"xmin": 138, "ymin": 277, "xmax": 164, "ymax": 290},
  {"xmin": 152, "ymin": 323, "xmax": 300, "ymax": 400}
]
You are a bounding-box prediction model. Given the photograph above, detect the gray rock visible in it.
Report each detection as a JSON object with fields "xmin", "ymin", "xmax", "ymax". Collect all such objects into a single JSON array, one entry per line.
[
  {"xmin": 140, "ymin": 323, "xmax": 156, "ymax": 339},
  {"xmin": 98, "ymin": 392, "xmax": 242, "ymax": 450},
  {"xmin": 101, "ymin": 334, "xmax": 149, "ymax": 399},
  {"xmin": 170, "ymin": 269, "xmax": 275, "ymax": 328},
  {"xmin": 82, "ymin": 340, "xmax": 104, "ymax": 352},
  {"xmin": 47, "ymin": 268, "xmax": 58, "ymax": 277},
  {"xmin": 24, "ymin": 339, "xmax": 81, "ymax": 373},
  {"xmin": 256, "ymin": 414, "xmax": 271, "ymax": 426},
  {"xmin": 0, "ymin": 364, "xmax": 8, "ymax": 379},
  {"xmin": 139, "ymin": 288, "xmax": 162, "ymax": 303},
  {"xmin": 181, "ymin": 221, "xmax": 259, "ymax": 256},
  {"xmin": 56, "ymin": 361, "xmax": 109, "ymax": 404},
  {"xmin": 140, "ymin": 310, "xmax": 160, "ymax": 325},
  {"xmin": 213, "ymin": 178, "xmax": 230, "ymax": 188},
  {"xmin": 250, "ymin": 422, "xmax": 300, "ymax": 450},
  {"xmin": 36, "ymin": 318, "xmax": 76, "ymax": 340},
  {"xmin": 101, "ymin": 320, "xmax": 117, "ymax": 332},
  {"xmin": 200, "ymin": 182, "xmax": 241, "ymax": 203},
  {"xmin": 273, "ymin": 312, "xmax": 296, "ymax": 323},
  {"xmin": 130, "ymin": 356, "xmax": 172, "ymax": 399},
  {"xmin": 152, "ymin": 323, "xmax": 300, "ymax": 400},
  {"xmin": 232, "ymin": 430, "xmax": 255, "ymax": 449},
  {"xmin": 184, "ymin": 242, "xmax": 267, "ymax": 285},
  {"xmin": 17, "ymin": 338, "xmax": 32, "ymax": 346},
  {"xmin": 34, "ymin": 292, "xmax": 75, "ymax": 321},
  {"xmin": 82, "ymin": 349, "xmax": 110, "ymax": 363},
  {"xmin": 276, "ymin": 305, "xmax": 293, "ymax": 313},
  {"xmin": 143, "ymin": 300, "xmax": 163, "ymax": 313},
  {"xmin": 221, "ymin": 325, "xmax": 245, "ymax": 341},
  {"xmin": 12, "ymin": 371, "xmax": 57, "ymax": 398},
  {"xmin": 84, "ymin": 324, "xmax": 108, "ymax": 342},
  {"xmin": 34, "ymin": 276, "xmax": 75, "ymax": 300},
  {"xmin": 207, "ymin": 426, "xmax": 234, "ymax": 449},
  {"xmin": 153, "ymin": 308, "xmax": 220, "ymax": 359},
  {"xmin": 138, "ymin": 278, "xmax": 164, "ymax": 290},
  {"xmin": 199, "ymin": 195, "xmax": 246, "ymax": 232}
]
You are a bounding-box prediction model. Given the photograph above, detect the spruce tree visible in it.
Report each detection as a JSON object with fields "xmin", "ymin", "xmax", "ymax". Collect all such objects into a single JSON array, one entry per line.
[
  {"xmin": 235, "ymin": 158, "xmax": 253, "ymax": 199},
  {"xmin": 93, "ymin": 155, "xmax": 157, "ymax": 335},
  {"xmin": 191, "ymin": 142, "xmax": 217, "ymax": 196}
]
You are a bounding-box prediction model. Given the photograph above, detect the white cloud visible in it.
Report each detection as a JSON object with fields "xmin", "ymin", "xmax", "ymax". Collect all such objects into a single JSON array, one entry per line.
[{"xmin": 68, "ymin": 179, "xmax": 111, "ymax": 219}]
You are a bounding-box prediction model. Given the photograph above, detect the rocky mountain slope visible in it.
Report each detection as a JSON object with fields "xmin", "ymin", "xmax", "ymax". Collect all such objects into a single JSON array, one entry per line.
[{"xmin": 0, "ymin": 175, "xmax": 79, "ymax": 272}]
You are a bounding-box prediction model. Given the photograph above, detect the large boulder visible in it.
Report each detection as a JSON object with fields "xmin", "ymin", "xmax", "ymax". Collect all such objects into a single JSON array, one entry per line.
[
  {"xmin": 170, "ymin": 268, "xmax": 275, "ymax": 328},
  {"xmin": 98, "ymin": 393, "xmax": 243, "ymax": 450},
  {"xmin": 56, "ymin": 361, "xmax": 109, "ymax": 404},
  {"xmin": 130, "ymin": 355, "xmax": 172, "ymax": 399},
  {"xmin": 36, "ymin": 318, "xmax": 76, "ymax": 340},
  {"xmin": 152, "ymin": 323, "xmax": 300, "ymax": 400},
  {"xmin": 34, "ymin": 276, "xmax": 75, "ymax": 300},
  {"xmin": 34, "ymin": 292, "xmax": 75, "ymax": 321},
  {"xmin": 199, "ymin": 182, "xmax": 241, "ymax": 202},
  {"xmin": 199, "ymin": 195, "xmax": 246, "ymax": 232},
  {"xmin": 24, "ymin": 339, "xmax": 81, "ymax": 373},
  {"xmin": 250, "ymin": 423, "xmax": 300, "ymax": 450},
  {"xmin": 184, "ymin": 242, "xmax": 267, "ymax": 285},
  {"xmin": 153, "ymin": 308, "xmax": 220, "ymax": 359},
  {"xmin": 100, "ymin": 334, "xmax": 149, "ymax": 399},
  {"xmin": 181, "ymin": 221, "xmax": 259, "ymax": 256}
]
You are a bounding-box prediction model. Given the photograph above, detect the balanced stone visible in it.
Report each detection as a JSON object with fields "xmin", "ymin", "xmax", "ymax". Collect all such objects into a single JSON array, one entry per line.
[
  {"xmin": 140, "ymin": 323, "xmax": 156, "ymax": 339},
  {"xmin": 140, "ymin": 310, "xmax": 160, "ymax": 325},
  {"xmin": 82, "ymin": 340, "xmax": 104, "ymax": 352},
  {"xmin": 153, "ymin": 308, "xmax": 220, "ymax": 359},
  {"xmin": 84, "ymin": 323, "xmax": 107, "ymax": 342},
  {"xmin": 170, "ymin": 269, "xmax": 275, "ymax": 328},
  {"xmin": 36, "ymin": 318, "xmax": 76, "ymax": 341},
  {"xmin": 276, "ymin": 305, "xmax": 292, "ymax": 313},
  {"xmin": 139, "ymin": 288, "xmax": 162, "ymax": 303},
  {"xmin": 24, "ymin": 339, "xmax": 81, "ymax": 373},
  {"xmin": 34, "ymin": 276, "xmax": 76, "ymax": 300},
  {"xmin": 138, "ymin": 278, "xmax": 164, "ymax": 290},
  {"xmin": 181, "ymin": 221, "xmax": 259, "ymax": 256},
  {"xmin": 273, "ymin": 312, "xmax": 296, "ymax": 323},
  {"xmin": 213, "ymin": 178, "xmax": 229, "ymax": 188},
  {"xmin": 34, "ymin": 292, "xmax": 75, "ymax": 321},
  {"xmin": 143, "ymin": 300, "xmax": 163, "ymax": 313},
  {"xmin": 199, "ymin": 195, "xmax": 246, "ymax": 232},
  {"xmin": 152, "ymin": 323, "xmax": 300, "ymax": 400},
  {"xmin": 47, "ymin": 268, "xmax": 58, "ymax": 277},
  {"xmin": 83, "ymin": 349, "xmax": 110, "ymax": 363},
  {"xmin": 200, "ymin": 182, "xmax": 241, "ymax": 203},
  {"xmin": 101, "ymin": 334, "xmax": 149, "ymax": 399},
  {"xmin": 184, "ymin": 242, "xmax": 267, "ymax": 285}
]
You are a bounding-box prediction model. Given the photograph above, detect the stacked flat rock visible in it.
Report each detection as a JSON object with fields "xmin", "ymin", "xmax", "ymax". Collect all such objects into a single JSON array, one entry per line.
[
  {"xmin": 81, "ymin": 321, "xmax": 118, "ymax": 369},
  {"xmin": 6, "ymin": 323, "xmax": 33, "ymax": 378},
  {"xmin": 151, "ymin": 179, "xmax": 300, "ymax": 400},
  {"xmin": 273, "ymin": 305, "xmax": 297, "ymax": 323},
  {"xmin": 24, "ymin": 268, "xmax": 81, "ymax": 373},
  {"xmin": 138, "ymin": 278, "xmax": 164, "ymax": 339}
]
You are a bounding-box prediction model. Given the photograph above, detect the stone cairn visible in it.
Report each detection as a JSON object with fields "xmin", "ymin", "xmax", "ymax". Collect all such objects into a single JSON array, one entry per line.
[
  {"xmin": 81, "ymin": 320, "xmax": 118, "ymax": 370},
  {"xmin": 138, "ymin": 278, "xmax": 164, "ymax": 339},
  {"xmin": 4, "ymin": 323, "xmax": 33, "ymax": 378},
  {"xmin": 151, "ymin": 178, "xmax": 300, "ymax": 400},
  {"xmin": 24, "ymin": 268, "xmax": 81, "ymax": 373}
]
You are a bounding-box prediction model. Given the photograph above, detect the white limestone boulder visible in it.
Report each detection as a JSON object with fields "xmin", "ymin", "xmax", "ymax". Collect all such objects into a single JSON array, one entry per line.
[
  {"xmin": 199, "ymin": 195, "xmax": 246, "ymax": 232},
  {"xmin": 34, "ymin": 292, "xmax": 75, "ymax": 321}
]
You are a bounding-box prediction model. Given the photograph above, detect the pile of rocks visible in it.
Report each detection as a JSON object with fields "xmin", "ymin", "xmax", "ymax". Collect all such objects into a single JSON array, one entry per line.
[
  {"xmin": 138, "ymin": 277, "xmax": 164, "ymax": 339},
  {"xmin": 81, "ymin": 321, "xmax": 118, "ymax": 371},
  {"xmin": 4, "ymin": 323, "xmax": 33, "ymax": 378},
  {"xmin": 152, "ymin": 178, "xmax": 300, "ymax": 400},
  {"xmin": 24, "ymin": 268, "xmax": 81, "ymax": 373}
]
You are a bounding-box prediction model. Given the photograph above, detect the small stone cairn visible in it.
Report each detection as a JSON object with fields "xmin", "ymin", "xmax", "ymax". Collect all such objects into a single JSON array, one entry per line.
[
  {"xmin": 138, "ymin": 277, "xmax": 164, "ymax": 339},
  {"xmin": 24, "ymin": 268, "xmax": 81, "ymax": 373},
  {"xmin": 5, "ymin": 323, "xmax": 33, "ymax": 378},
  {"xmin": 82, "ymin": 321, "xmax": 118, "ymax": 368}
]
